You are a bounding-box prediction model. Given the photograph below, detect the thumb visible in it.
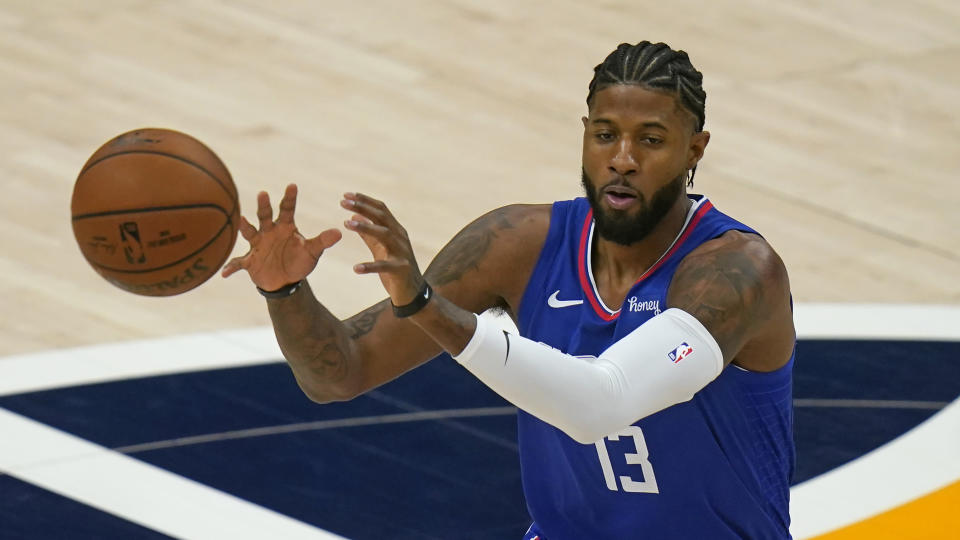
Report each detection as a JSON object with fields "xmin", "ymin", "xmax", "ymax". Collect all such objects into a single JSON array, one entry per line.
[
  {"xmin": 221, "ymin": 254, "xmax": 249, "ymax": 278},
  {"xmin": 305, "ymin": 228, "xmax": 343, "ymax": 258}
]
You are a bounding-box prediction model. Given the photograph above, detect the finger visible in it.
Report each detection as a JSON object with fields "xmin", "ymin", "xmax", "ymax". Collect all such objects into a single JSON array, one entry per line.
[
  {"xmin": 342, "ymin": 192, "xmax": 402, "ymax": 228},
  {"xmin": 347, "ymin": 192, "xmax": 387, "ymax": 210},
  {"xmin": 239, "ymin": 216, "xmax": 257, "ymax": 241},
  {"xmin": 353, "ymin": 259, "xmax": 408, "ymax": 274},
  {"xmin": 340, "ymin": 197, "xmax": 388, "ymax": 225},
  {"xmin": 256, "ymin": 191, "xmax": 274, "ymax": 232},
  {"xmin": 221, "ymin": 255, "xmax": 249, "ymax": 278},
  {"xmin": 305, "ymin": 228, "xmax": 343, "ymax": 258},
  {"xmin": 344, "ymin": 216, "xmax": 392, "ymax": 241},
  {"xmin": 346, "ymin": 216, "xmax": 398, "ymax": 256},
  {"xmin": 277, "ymin": 184, "xmax": 297, "ymax": 224}
]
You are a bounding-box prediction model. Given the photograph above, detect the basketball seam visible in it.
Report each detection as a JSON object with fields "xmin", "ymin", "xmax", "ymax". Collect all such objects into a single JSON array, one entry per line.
[
  {"xmin": 78, "ymin": 150, "xmax": 238, "ymax": 218},
  {"xmin": 72, "ymin": 203, "xmax": 228, "ymax": 221},
  {"xmin": 80, "ymin": 206, "xmax": 234, "ymax": 274}
]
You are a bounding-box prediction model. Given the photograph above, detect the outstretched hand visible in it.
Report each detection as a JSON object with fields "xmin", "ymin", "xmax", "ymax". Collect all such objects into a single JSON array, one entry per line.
[
  {"xmin": 341, "ymin": 192, "xmax": 424, "ymax": 306},
  {"xmin": 222, "ymin": 184, "xmax": 342, "ymax": 291}
]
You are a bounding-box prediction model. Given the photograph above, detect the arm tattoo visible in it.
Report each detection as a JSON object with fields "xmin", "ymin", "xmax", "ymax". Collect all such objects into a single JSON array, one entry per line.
[
  {"xmin": 294, "ymin": 317, "xmax": 352, "ymax": 385},
  {"xmin": 267, "ymin": 282, "xmax": 356, "ymax": 394},
  {"xmin": 306, "ymin": 342, "xmax": 349, "ymax": 383},
  {"xmin": 668, "ymin": 249, "xmax": 765, "ymax": 360},
  {"xmin": 345, "ymin": 301, "xmax": 389, "ymax": 339},
  {"xmin": 425, "ymin": 209, "xmax": 515, "ymax": 286}
]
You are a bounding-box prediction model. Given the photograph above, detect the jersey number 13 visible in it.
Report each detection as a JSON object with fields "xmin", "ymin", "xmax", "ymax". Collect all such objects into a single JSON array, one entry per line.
[{"xmin": 594, "ymin": 426, "xmax": 659, "ymax": 493}]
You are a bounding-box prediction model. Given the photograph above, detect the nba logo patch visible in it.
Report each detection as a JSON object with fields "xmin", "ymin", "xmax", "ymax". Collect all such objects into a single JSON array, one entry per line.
[{"xmin": 668, "ymin": 342, "xmax": 693, "ymax": 363}]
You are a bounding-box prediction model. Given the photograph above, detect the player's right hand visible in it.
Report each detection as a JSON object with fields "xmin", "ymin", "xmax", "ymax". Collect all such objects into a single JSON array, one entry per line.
[{"xmin": 221, "ymin": 183, "xmax": 342, "ymax": 291}]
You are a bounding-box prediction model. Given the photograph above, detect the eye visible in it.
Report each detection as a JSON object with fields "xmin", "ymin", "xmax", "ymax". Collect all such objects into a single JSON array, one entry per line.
[
  {"xmin": 594, "ymin": 131, "xmax": 615, "ymax": 142},
  {"xmin": 641, "ymin": 136, "xmax": 664, "ymax": 145}
]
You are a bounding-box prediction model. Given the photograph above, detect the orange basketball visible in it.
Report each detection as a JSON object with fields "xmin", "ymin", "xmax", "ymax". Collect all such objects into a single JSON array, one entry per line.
[{"xmin": 71, "ymin": 128, "xmax": 239, "ymax": 296}]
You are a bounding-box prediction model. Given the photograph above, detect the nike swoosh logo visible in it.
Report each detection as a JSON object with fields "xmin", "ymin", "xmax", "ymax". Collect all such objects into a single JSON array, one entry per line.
[{"xmin": 547, "ymin": 290, "xmax": 584, "ymax": 308}]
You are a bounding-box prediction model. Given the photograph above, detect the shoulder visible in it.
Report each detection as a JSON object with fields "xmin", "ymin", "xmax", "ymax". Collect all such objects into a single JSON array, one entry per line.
[
  {"xmin": 424, "ymin": 203, "xmax": 553, "ymax": 313},
  {"xmin": 676, "ymin": 230, "xmax": 789, "ymax": 290},
  {"xmin": 667, "ymin": 231, "xmax": 794, "ymax": 370},
  {"xmin": 485, "ymin": 203, "xmax": 554, "ymax": 235}
]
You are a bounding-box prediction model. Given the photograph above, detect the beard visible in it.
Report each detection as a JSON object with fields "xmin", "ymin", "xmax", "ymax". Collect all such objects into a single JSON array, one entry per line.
[{"xmin": 581, "ymin": 168, "xmax": 686, "ymax": 246}]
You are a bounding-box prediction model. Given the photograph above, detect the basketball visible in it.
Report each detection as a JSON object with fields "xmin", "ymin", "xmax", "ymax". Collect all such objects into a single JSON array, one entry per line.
[{"xmin": 71, "ymin": 128, "xmax": 239, "ymax": 296}]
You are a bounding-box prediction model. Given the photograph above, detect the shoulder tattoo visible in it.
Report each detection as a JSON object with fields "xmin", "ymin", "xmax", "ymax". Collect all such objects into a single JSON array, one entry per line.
[{"xmin": 667, "ymin": 246, "xmax": 770, "ymax": 358}]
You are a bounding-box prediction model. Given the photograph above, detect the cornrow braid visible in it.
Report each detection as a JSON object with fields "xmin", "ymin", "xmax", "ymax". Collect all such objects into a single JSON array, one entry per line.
[
  {"xmin": 587, "ymin": 41, "xmax": 707, "ymax": 185},
  {"xmin": 587, "ymin": 41, "xmax": 706, "ymax": 132}
]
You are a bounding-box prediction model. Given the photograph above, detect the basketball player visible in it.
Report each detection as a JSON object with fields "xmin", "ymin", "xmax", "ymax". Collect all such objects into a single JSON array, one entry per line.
[{"xmin": 224, "ymin": 41, "xmax": 796, "ymax": 539}]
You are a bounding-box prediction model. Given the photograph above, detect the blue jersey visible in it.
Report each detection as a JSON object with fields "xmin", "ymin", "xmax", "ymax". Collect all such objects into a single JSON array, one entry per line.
[{"xmin": 516, "ymin": 196, "xmax": 794, "ymax": 539}]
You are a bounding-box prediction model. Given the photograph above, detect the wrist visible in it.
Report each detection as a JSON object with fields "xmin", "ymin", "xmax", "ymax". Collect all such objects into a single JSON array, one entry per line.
[
  {"xmin": 392, "ymin": 281, "xmax": 432, "ymax": 318},
  {"xmin": 257, "ymin": 280, "xmax": 305, "ymax": 299}
]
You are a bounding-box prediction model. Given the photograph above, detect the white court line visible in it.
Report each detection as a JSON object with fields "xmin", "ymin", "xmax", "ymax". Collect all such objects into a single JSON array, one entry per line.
[
  {"xmin": 0, "ymin": 327, "xmax": 282, "ymax": 396},
  {"xmin": 0, "ymin": 309, "xmax": 519, "ymax": 396},
  {"xmin": 792, "ymin": 398, "xmax": 948, "ymax": 410},
  {"xmin": 1, "ymin": 304, "xmax": 957, "ymax": 397},
  {"xmin": 107, "ymin": 401, "xmax": 942, "ymax": 457},
  {"xmin": 794, "ymin": 303, "xmax": 960, "ymax": 341},
  {"xmin": 112, "ymin": 407, "xmax": 518, "ymax": 454},
  {"xmin": 0, "ymin": 408, "xmax": 346, "ymax": 539}
]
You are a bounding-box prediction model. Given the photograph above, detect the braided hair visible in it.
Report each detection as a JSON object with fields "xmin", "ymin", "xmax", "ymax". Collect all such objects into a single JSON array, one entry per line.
[{"xmin": 587, "ymin": 42, "xmax": 707, "ymax": 185}]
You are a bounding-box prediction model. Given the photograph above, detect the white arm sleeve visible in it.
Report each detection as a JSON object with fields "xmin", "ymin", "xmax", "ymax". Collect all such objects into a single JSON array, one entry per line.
[{"xmin": 453, "ymin": 308, "xmax": 724, "ymax": 444}]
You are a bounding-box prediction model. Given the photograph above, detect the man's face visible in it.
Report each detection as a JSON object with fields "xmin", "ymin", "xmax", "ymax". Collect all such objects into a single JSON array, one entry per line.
[{"xmin": 581, "ymin": 84, "xmax": 709, "ymax": 245}]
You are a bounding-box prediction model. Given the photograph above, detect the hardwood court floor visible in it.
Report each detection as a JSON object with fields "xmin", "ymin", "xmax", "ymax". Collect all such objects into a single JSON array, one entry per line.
[{"xmin": 1, "ymin": 2, "xmax": 958, "ymax": 351}]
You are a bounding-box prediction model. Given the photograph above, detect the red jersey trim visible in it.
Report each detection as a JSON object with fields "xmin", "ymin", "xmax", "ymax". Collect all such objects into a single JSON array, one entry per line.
[
  {"xmin": 576, "ymin": 209, "xmax": 618, "ymax": 321},
  {"xmin": 577, "ymin": 201, "xmax": 714, "ymax": 321}
]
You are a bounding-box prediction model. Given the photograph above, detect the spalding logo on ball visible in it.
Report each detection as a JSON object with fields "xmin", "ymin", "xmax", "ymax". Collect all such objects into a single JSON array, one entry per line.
[{"xmin": 71, "ymin": 128, "xmax": 239, "ymax": 296}]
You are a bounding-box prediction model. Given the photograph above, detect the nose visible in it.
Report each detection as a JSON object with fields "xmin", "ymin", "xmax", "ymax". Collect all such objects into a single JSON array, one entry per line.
[{"xmin": 609, "ymin": 139, "xmax": 637, "ymax": 176}]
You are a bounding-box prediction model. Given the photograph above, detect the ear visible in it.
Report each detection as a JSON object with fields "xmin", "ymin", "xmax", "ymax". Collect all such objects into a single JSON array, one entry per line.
[
  {"xmin": 687, "ymin": 130, "xmax": 710, "ymax": 169},
  {"xmin": 581, "ymin": 116, "xmax": 589, "ymax": 129}
]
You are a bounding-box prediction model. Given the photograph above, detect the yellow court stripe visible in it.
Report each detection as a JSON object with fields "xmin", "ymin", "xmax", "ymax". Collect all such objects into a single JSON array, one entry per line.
[
  {"xmin": 811, "ymin": 480, "xmax": 960, "ymax": 540},
  {"xmin": 790, "ymin": 396, "xmax": 960, "ymax": 538}
]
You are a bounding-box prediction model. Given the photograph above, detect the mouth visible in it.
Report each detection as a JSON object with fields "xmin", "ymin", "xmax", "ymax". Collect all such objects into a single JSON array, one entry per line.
[{"xmin": 602, "ymin": 184, "xmax": 639, "ymax": 210}]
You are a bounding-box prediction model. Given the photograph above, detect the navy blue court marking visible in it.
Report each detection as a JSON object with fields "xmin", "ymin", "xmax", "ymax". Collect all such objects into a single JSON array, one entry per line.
[
  {"xmin": 1, "ymin": 340, "xmax": 959, "ymax": 539},
  {"xmin": 0, "ymin": 356, "xmax": 529, "ymax": 540},
  {"xmin": 792, "ymin": 340, "xmax": 960, "ymax": 483}
]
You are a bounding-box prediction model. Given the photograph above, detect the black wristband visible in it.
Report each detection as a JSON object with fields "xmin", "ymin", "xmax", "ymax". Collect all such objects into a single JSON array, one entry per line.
[
  {"xmin": 392, "ymin": 281, "xmax": 432, "ymax": 318},
  {"xmin": 257, "ymin": 280, "xmax": 304, "ymax": 299}
]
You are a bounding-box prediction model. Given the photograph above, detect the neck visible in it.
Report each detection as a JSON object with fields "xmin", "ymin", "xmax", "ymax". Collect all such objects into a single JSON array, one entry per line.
[{"xmin": 592, "ymin": 195, "xmax": 693, "ymax": 295}]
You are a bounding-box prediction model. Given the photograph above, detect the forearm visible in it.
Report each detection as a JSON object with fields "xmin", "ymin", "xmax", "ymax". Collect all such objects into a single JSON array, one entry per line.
[
  {"xmin": 454, "ymin": 309, "xmax": 724, "ymax": 444},
  {"xmin": 266, "ymin": 280, "xmax": 361, "ymax": 402},
  {"xmin": 407, "ymin": 292, "xmax": 477, "ymax": 356}
]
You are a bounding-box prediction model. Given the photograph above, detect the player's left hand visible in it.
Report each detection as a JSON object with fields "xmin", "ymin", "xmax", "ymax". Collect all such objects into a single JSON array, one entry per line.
[{"xmin": 341, "ymin": 192, "xmax": 424, "ymax": 306}]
